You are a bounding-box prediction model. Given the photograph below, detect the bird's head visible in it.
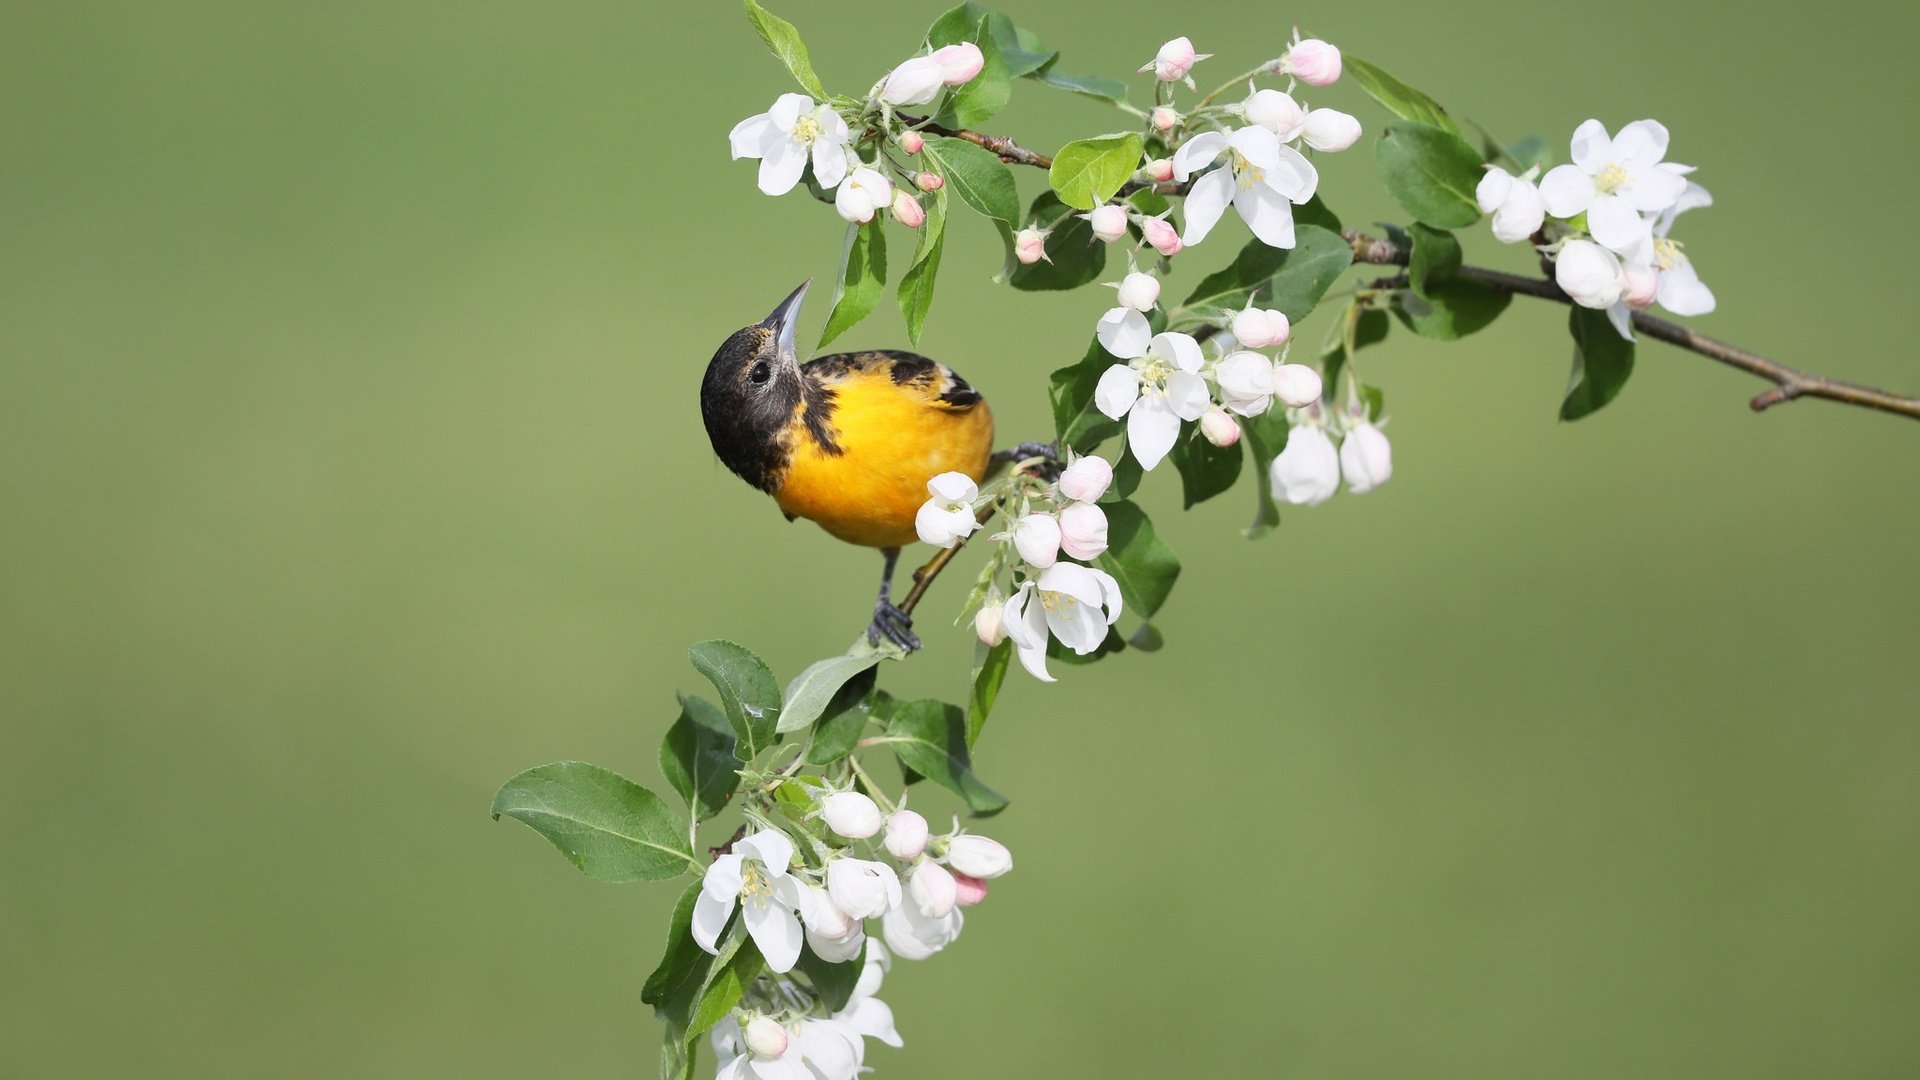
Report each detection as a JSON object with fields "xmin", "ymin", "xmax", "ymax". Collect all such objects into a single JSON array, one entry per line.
[{"xmin": 701, "ymin": 279, "xmax": 810, "ymax": 492}]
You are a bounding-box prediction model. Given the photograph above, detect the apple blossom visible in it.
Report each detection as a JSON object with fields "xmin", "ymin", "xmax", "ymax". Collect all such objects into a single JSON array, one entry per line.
[
  {"xmin": 1555, "ymin": 238, "xmax": 1626, "ymax": 309},
  {"xmin": 906, "ymin": 859, "xmax": 958, "ymax": 919},
  {"xmin": 1243, "ymin": 89, "xmax": 1307, "ymax": 142},
  {"xmin": 1150, "ymin": 106, "xmax": 1179, "ymax": 132},
  {"xmin": 1140, "ymin": 36, "xmax": 1210, "ymax": 82},
  {"xmin": 1272, "ymin": 363, "xmax": 1324, "ymax": 409},
  {"xmin": 1141, "ymin": 215, "xmax": 1183, "ymax": 256},
  {"xmin": 820, "ymin": 790, "xmax": 884, "ymax": 839},
  {"xmin": 944, "ymin": 835, "xmax": 1013, "ymax": 878},
  {"xmin": 1475, "ymin": 165, "xmax": 1547, "ymax": 244},
  {"xmin": 1093, "ymin": 326, "xmax": 1210, "ymax": 470},
  {"xmin": 880, "ymin": 55, "xmax": 947, "ymax": 106},
  {"xmin": 1648, "ymin": 182, "xmax": 1715, "ymax": 317},
  {"xmin": 1173, "ymin": 126, "xmax": 1318, "ymax": 248},
  {"xmin": 1340, "ymin": 422, "xmax": 1393, "ymax": 493},
  {"xmin": 884, "ymin": 809, "xmax": 930, "ymax": 861},
  {"xmin": 1270, "ymin": 423, "xmax": 1340, "ymax": 506},
  {"xmin": 1214, "ymin": 350, "xmax": 1275, "ymax": 416},
  {"xmin": 826, "ymin": 856, "xmax": 902, "ymax": 920},
  {"xmin": 1057, "ymin": 454, "xmax": 1113, "ymax": 502},
  {"xmin": 1539, "ymin": 119, "xmax": 1688, "ymax": 257},
  {"xmin": 914, "ymin": 472, "xmax": 978, "ymax": 547},
  {"xmin": 931, "ymin": 42, "xmax": 984, "ymax": 85},
  {"xmin": 1144, "ymin": 157, "xmax": 1175, "ymax": 183},
  {"xmin": 898, "ymin": 130, "xmax": 924, "ymax": 155},
  {"xmin": 1002, "ymin": 563, "xmax": 1123, "ymax": 681},
  {"xmin": 1200, "ymin": 407, "xmax": 1241, "ymax": 447},
  {"xmin": 694, "ymin": 830, "xmax": 812, "ymax": 974},
  {"xmin": 1115, "ymin": 271, "xmax": 1161, "ymax": 313},
  {"xmin": 1301, "ymin": 108, "xmax": 1362, "ymax": 152},
  {"xmin": 891, "ymin": 189, "xmax": 926, "ymax": 229},
  {"xmin": 1281, "ymin": 38, "xmax": 1342, "ymax": 86},
  {"xmin": 1012, "ymin": 512, "xmax": 1061, "ymax": 569},
  {"xmin": 1014, "ymin": 226, "xmax": 1050, "ymax": 264},
  {"xmin": 952, "ymin": 872, "xmax": 989, "ymax": 907},
  {"xmin": 835, "ymin": 166, "xmax": 893, "ymax": 224},
  {"xmin": 881, "ymin": 895, "xmax": 963, "ymax": 960},
  {"xmin": 1058, "ymin": 501, "xmax": 1109, "ymax": 561},
  {"xmin": 730, "ymin": 93, "xmax": 854, "ymax": 196},
  {"xmin": 1231, "ymin": 306, "xmax": 1291, "ymax": 349},
  {"xmin": 1083, "ymin": 203, "xmax": 1129, "ymax": 243}
]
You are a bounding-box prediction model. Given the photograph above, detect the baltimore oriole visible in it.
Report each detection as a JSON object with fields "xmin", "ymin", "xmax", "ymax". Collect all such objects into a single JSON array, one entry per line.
[{"xmin": 701, "ymin": 281, "xmax": 996, "ymax": 649}]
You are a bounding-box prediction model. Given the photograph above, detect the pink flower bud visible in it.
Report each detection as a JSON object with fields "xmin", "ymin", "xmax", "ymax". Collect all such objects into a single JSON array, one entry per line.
[
  {"xmin": 1200, "ymin": 407, "xmax": 1241, "ymax": 447},
  {"xmin": 1014, "ymin": 226, "xmax": 1050, "ymax": 265},
  {"xmin": 972, "ymin": 602, "xmax": 1005, "ymax": 648},
  {"xmin": 1084, "ymin": 204, "xmax": 1128, "ymax": 243},
  {"xmin": 916, "ymin": 171, "xmax": 944, "ymax": 192},
  {"xmin": 1231, "ymin": 307, "xmax": 1291, "ymax": 349},
  {"xmin": 952, "ymin": 872, "xmax": 989, "ymax": 907},
  {"xmin": 1623, "ymin": 263, "xmax": 1659, "ymax": 311},
  {"xmin": 1141, "ymin": 36, "xmax": 1205, "ymax": 82},
  {"xmin": 885, "ymin": 810, "xmax": 930, "ymax": 860},
  {"xmin": 1142, "ymin": 216, "xmax": 1183, "ymax": 256},
  {"xmin": 1144, "ymin": 157, "xmax": 1175, "ymax": 183},
  {"xmin": 907, "ymin": 859, "xmax": 958, "ymax": 919},
  {"xmin": 1272, "ymin": 363, "xmax": 1324, "ymax": 408},
  {"xmin": 891, "ymin": 190, "xmax": 926, "ymax": 229},
  {"xmin": 1058, "ymin": 501, "xmax": 1109, "ymax": 561},
  {"xmin": 1150, "ymin": 106, "xmax": 1179, "ymax": 132},
  {"xmin": 881, "ymin": 55, "xmax": 947, "ymax": 106},
  {"xmin": 1282, "ymin": 39, "xmax": 1342, "ymax": 87},
  {"xmin": 821, "ymin": 791, "xmax": 884, "ymax": 839},
  {"xmin": 744, "ymin": 1016, "xmax": 789, "ymax": 1060},
  {"xmin": 1057, "ymin": 455, "xmax": 1113, "ymax": 502},
  {"xmin": 1115, "ymin": 271, "xmax": 1160, "ymax": 313},
  {"xmin": 898, "ymin": 130, "xmax": 925, "ymax": 155},
  {"xmin": 931, "ymin": 42, "xmax": 984, "ymax": 85}
]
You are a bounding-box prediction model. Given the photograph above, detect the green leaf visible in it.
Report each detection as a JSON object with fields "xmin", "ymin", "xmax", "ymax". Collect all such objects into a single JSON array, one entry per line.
[
  {"xmin": 1562, "ymin": 306, "xmax": 1635, "ymax": 420},
  {"xmin": 1407, "ymin": 223, "xmax": 1461, "ymax": 298},
  {"xmin": 1048, "ymin": 132, "xmax": 1143, "ymax": 210},
  {"xmin": 795, "ymin": 939, "xmax": 864, "ymax": 1014},
  {"xmin": 966, "ymin": 638, "xmax": 1011, "ymax": 747},
  {"xmin": 1106, "ymin": 446, "xmax": 1143, "ymax": 501},
  {"xmin": 1376, "ymin": 121, "xmax": 1484, "ymax": 229},
  {"xmin": 1180, "ymin": 224, "xmax": 1353, "ymax": 320},
  {"xmin": 1009, "ymin": 192, "xmax": 1107, "ymax": 291},
  {"xmin": 491, "ymin": 762, "xmax": 696, "ymax": 882},
  {"xmin": 1170, "ymin": 433, "xmax": 1244, "ymax": 508},
  {"xmin": 689, "ymin": 640, "xmax": 781, "ymax": 761},
  {"xmin": 1240, "ymin": 411, "xmax": 1288, "ymax": 540},
  {"xmin": 1096, "ymin": 501, "xmax": 1180, "ymax": 618},
  {"xmin": 688, "ymin": 924, "xmax": 764, "ymax": 1042},
  {"xmin": 1128, "ymin": 622, "xmax": 1164, "ymax": 651},
  {"xmin": 1030, "ymin": 59, "xmax": 1129, "ymax": 103},
  {"xmin": 660, "ymin": 693, "xmax": 737, "ymax": 823},
  {"xmin": 643, "ymin": 882, "xmax": 707, "ymax": 1008},
  {"xmin": 933, "ymin": 17, "xmax": 1011, "ymax": 130},
  {"xmin": 1047, "ymin": 336, "xmax": 1122, "ymax": 451},
  {"xmin": 1047, "ymin": 626, "xmax": 1125, "ymax": 666},
  {"xmin": 779, "ymin": 638, "xmax": 892, "ymax": 733},
  {"xmin": 1506, "ymin": 135, "xmax": 1552, "ymax": 172},
  {"xmin": 929, "ymin": 6, "xmax": 1055, "ymax": 77},
  {"xmin": 741, "ymin": 0, "xmax": 827, "ymax": 100},
  {"xmin": 924, "ymin": 135, "xmax": 1020, "ymax": 227},
  {"xmin": 807, "ymin": 665, "xmax": 877, "ymax": 766},
  {"xmin": 897, "ymin": 187, "xmax": 947, "ymax": 346},
  {"xmin": 1343, "ymin": 55, "xmax": 1464, "ymax": 138},
  {"xmin": 1392, "ymin": 281, "xmax": 1511, "ymax": 339},
  {"xmin": 1294, "ymin": 194, "xmax": 1342, "ymax": 233},
  {"xmin": 882, "ymin": 700, "xmax": 1008, "ymax": 814},
  {"xmin": 818, "ymin": 221, "xmax": 887, "ymax": 348}
]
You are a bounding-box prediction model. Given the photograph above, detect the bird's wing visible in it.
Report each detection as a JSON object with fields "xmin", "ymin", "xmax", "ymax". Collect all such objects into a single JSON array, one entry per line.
[{"xmin": 803, "ymin": 350, "xmax": 983, "ymax": 412}]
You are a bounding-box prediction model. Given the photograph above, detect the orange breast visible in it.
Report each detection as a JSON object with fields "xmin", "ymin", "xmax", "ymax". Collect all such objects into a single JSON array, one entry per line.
[{"xmin": 774, "ymin": 368, "xmax": 994, "ymax": 548}]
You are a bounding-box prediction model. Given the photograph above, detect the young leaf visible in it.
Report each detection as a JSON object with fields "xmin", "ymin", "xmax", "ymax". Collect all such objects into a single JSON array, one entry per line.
[
  {"xmin": 687, "ymin": 923, "xmax": 764, "ymax": 1041},
  {"xmin": 897, "ymin": 187, "xmax": 948, "ymax": 345},
  {"xmin": 818, "ymin": 221, "xmax": 887, "ymax": 348},
  {"xmin": 660, "ymin": 693, "xmax": 738, "ymax": 823},
  {"xmin": 924, "ymin": 135, "xmax": 1021, "ymax": 227},
  {"xmin": 1376, "ymin": 120, "xmax": 1485, "ymax": 229},
  {"xmin": 1181, "ymin": 224, "xmax": 1353, "ymax": 320},
  {"xmin": 1170, "ymin": 433, "xmax": 1244, "ymax": 509},
  {"xmin": 1506, "ymin": 135, "xmax": 1553, "ymax": 172},
  {"xmin": 807, "ymin": 666, "xmax": 878, "ymax": 766},
  {"xmin": 883, "ymin": 699, "xmax": 1008, "ymax": 814},
  {"xmin": 741, "ymin": 0, "xmax": 828, "ymax": 100},
  {"xmin": 966, "ymin": 638, "xmax": 1011, "ymax": 747},
  {"xmin": 1030, "ymin": 59, "xmax": 1129, "ymax": 103},
  {"xmin": 1010, "ymin": 191, "xmax": 1107, "ymax": 291},
  {"xmin": 1343, "ymin": 55, "xmax": 1464, "ymax": 138},
  {"xmin": 1392, "ymin": 282, "xmax": 1511, "ymax": 339},
  {"xmin": 689, "ymin": 640, "xmax": 781, "ymax": 761},
  {"xmin": 779, "ymin": 638, "xmax": 892, "ymax": 733},
  {"xmin": 1048, "ymin": 133, "xmax": 1143, "ymax": 210},
  {"xmin": 1562, "ymin": 306, "xmax": 1635, "ymax": 420},
  {"xmin": 1407, "ymin": 223, "xmax": 1461, "ymax": 298},
  {"xmin": 1240, "ymin": 411, "xmax": 1289, "ymax": 540},
  {"xmin": 1095, "ymin": 501, "xmax": 1180, "ymax": 618},
  {"xmin": 934, "ymin": 16, "xmax": 1012, "ymax": 130},
  {"xmin": 490, "ymin": 762, "xmax": 697, "ymax": 882}
]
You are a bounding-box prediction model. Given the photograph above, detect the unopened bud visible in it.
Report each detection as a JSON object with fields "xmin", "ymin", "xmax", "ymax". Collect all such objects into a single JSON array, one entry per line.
[
  {"xmin": 1144, "ymin": 157, "xmax": 1174, "ymax": 183},
  {"xmin": 1231, "ymin": 307, "xmax": 1291, "ymax": 349},
  {"xmin": 744, "ymin": 1016, "xmax": 789, "ymax": 1060},
  {"xmin": 891, "ymin": 190, "xmax": 926, "ymax": 229},
  {"xmin": 1014, "ymin": 226, "xmax": 1050, "ymax": 265},
  {"xmin": 1013, "ymin": 513, "xmax": 1061, "ymax": 569},
  {"xmin": 952, "ymin": 871, "xmax": 989, "ymax": 907},
  {"xmin": 884, "ymin": 809, "xmax": 930, "ymax": 860},
  {"xmin": 1272, "ymin": 363, "xmax": 1323, "ymax": 408},
  {"xmin": 1622, "ymin": 263, "xmax": 1659, "ymax": 311},
  {"xmin": 881, "ymin": 55, "xmax": 947, "ymax": 107},
  {"xmin": 1282, "ymin": 38, "xmax": 1342, "ymax": 87},
  {"xmin": 1244, "ymin": 89, "xmax": 1307, "ymax": 142},
  {"xmin": 1150, "ymin": 106, "xmax": 1180, "ymax": 132},
  {"xmin": 1058, "ymin": 501, "xmax": 1109, "ymax": 561},
  {"xmin": 973, "ymin": 602, "xmax": 1005, "ymax": 647},
  {"xmin": 898, "ymin": 130, "xmax": 925, "ymax": 155},
  {"xmin": 1301, "ymin": 108, "xmax": 1362, "ymax": 153},
  {"xmin": 1200, "ymin": 407, "xmax": 1241, "ymax": 447},
  {"xmin": 1141, "ymin": 216, "xmax": 1183, "ymax": 256},
  {"xmin": 944, "ymin": 834, "xmax": 1013, "ymax": 878},
  {"xmin": 1057, "ymin": 455, "xmax": 1113, "ymax": 502},
  {"xmin": 907, "ymin": 859, "xmax": 958, "ymax": 919},
  {"xmin": 1339, "ymin": 422, "xmax": 1393, "ymax": 494},
  {"xmin": 916, "ymin": 171, "xmax": 944, "ymax": 192},
  {"xmin": 1084, "ymin": 203, "xmax": 1128, "ymax": 243},
  {"xmin": 821, "ymin": 791, "xmax": 884, "ymax": 839},
  {"xmin": 1140, "ymin": 36, "xmax": 1207, "ymax": 82},
  {"xmin": 1115, "ymin": 271, "xmax": 1160, "ymax": 313},
  {"xmin": 931, "ymin": 42, "xmax": 984, "ymax": 85}
]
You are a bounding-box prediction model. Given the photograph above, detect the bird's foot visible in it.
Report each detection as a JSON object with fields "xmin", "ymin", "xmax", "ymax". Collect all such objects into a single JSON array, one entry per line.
[{"xmin": 868, "ymin": 600, "xmax": 922, "ymax": 653}]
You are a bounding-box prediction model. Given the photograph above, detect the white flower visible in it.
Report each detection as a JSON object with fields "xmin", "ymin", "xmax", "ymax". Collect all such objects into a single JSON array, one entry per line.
[
  {"xmin": 883, "ymin": 810, "xmax": 929, "ymax": 861},
  {"xmin": 1140, "ymin": 36, "xmax": 1210, "ymax": 82},
  {"xmin": 835, "ymin": 166, "xmax": 893, "ymax": 225},
  {"xmin": 1539, "ymin": 119, "xmax": 1688, "ymax": 257},
  {"xmin": 880, "ymin": 55, "xmax": 948, "ymax": 106},
  {"xmin": 1082, "ymin": 203, "xmax": 1129, "ymax": 243},
  {"xmin": 694, "ymin": 830, "xmax": 812, "ymax": 974},
  {"xmin": 1608, "ymin": 181, "xmax": 1715, "ymax": 339},
  {"xmin": 1242, "ymin": 89, "xmax": 1307, "ymax": 142},
  {"xmin": 1014, "ymin": 226, "xmax": 1050, "ymax": 265},
  {"xmin": 930, "ymin": 42, "xmax": 984, "ymax": 85},
  {"xmin": 906, "ymin": 859, "xmax": 958, "ymax": 919},
  {"xmin": 826, "ymin": 857, "xmax": 902, "ymax": 920},
  {"xmin": 1270, "ymin": 424, "xmax": 1340, "ymax": 506},
  {"xmin": 1114, "ymin": 271, "xmax": 1161, "ymax": 312},
  {"xmin": 1057, "ymin": 454, "xmax": 1113, "ymax": 502},
  {"xmin": 1002, "ymin": 563, "xmax": 1123, "ymax": 681},
  {"xmin": 1272, "ymin": 364, "xmax": 1323, "ymax": 409},
  {"xmin": 1231, "ymin": 306, "xmax": 1291, "ymax": 349},
  {"xmin": 1300, "ymin": 108, "xmax": 1362, "ymax": 153},
  {"xmin": 1554, "ymin": 238, "xmax": 1625, "ymax": 309},
  {"xmin": 944, "ymin": 834, "xmax": 1013, "ymax": 878},
  {"xmin": 1214, "ymin": 350, "xmax": 1275, "ymax": 417},
  {"xmin": 1058, "ymin": 502, "xmax": 1109, "ymax": 561},
  {"xmin": 1012, "ymin": 513, "xmax": 1061, "ymax": 569},
  {"xmin": 819, "ymin": 791, "xmax": 883, "ymax": 839},
  {"xmin": 914, "ymin": 472, "xmax": 978, "ymax": 547},
  {"xmin": 1281, "ymin": 38, "xmax": 1342, "ymax": 87},
  {"xmin": 730, "ymin": 94, "xmax": 853, "ymax": 197},
  {"xmin": 1093, "ymin": 326, "xmax": 1210, "ymax": 470},
  {"xmin": 1339, "ymin": 422, "xmax": 1392, "ymax": 493},
  {"xmin": 834, "ymin": 995, "xmax": 903, "ymax": 1049},
  {"xmin": 1200, "ymin": 407, "xmax": 1241, "ymax": 447},
  {"xmin": 1173, "ymin": 126, "xmax": 1318, "ymax": 248},
  {"xmin": 1475, "ymin": 165, "xmax": 1546, "ymax": 244},
  {"xmin": 880, "ymin": 897, "xmax": 963, "ymax": 960}
]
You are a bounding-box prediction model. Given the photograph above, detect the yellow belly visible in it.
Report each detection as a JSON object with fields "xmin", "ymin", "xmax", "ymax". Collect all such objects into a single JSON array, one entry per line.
[{"xmin": 774, "ymin": 376, "xmax": 994, "ymax": 548}]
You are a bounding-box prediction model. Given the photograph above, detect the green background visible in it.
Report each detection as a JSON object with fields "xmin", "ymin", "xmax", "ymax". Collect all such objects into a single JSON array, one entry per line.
[{"xmin": 4, "ymin": 1, "xmax": 1916, "ymax": 1076}]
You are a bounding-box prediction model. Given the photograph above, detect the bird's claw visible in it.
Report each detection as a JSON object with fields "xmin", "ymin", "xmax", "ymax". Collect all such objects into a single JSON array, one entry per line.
[{"xmin": 868, "ymin": 601, "xmax": 922, "ymax": 653}]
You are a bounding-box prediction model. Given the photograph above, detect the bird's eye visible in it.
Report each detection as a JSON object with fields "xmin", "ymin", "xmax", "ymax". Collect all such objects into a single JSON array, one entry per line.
[{"xmin": 749, "ymin": 362, "xmax": 771, "ymax": 386}]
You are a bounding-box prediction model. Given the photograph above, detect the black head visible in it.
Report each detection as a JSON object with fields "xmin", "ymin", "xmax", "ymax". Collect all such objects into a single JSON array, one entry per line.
[{"xmin": 701, "ymin": 280, "xmax": 810, "ymax": 492}]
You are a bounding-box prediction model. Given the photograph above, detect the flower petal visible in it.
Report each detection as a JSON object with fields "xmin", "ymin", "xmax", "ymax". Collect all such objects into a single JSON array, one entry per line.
[
  {"xmin": 836, "ymin": 997, "xmax": 903, "ymax": 1048},
  {"xmin": 729, "ymin": 114, "xmax": 774, "ymax": 160},
  {"xmin": 1538, "ymin": 164, "xmax": 1594, "ymax": 218},
  {"xmin": 1180, "ymin": 168, "xmax": 1234, "ymax": 246},
  {"xmin": 1261, "ymin": 144, "xmax": 1319, "ymax": 203},
  {"xmin": 1172, "ymin": 131, "xmax": 1227, "ymax": 181},
  {"xmin": 1476, "ymin": 167, "xmax": 1514, "ymax": 214},
  {"xmin": 1623, "ymin": 163, "xmax": 1686, "ymax": 213},
  {"xmin": 737, "ymin": 830, "xmax": 795, "ymax": 876},
  {"xmin": 1657, "ymin": 262, "xmax": 1716, "ymax": 316},
  {"xmin": 692, "ymin": 889, "xmax": 735, "ymax": 955},
  {"xmin": 1233, "ymin": 180, "xmax": 1297, "ymax": 249},
  {"xmin": 758, "ymin": 137, "xmax": 807, "ymax": 196},
  {"xmin": 769, "ymin": 93, "xmax": 810, "ymax": 130},
  {"xmin": 1587, "ymin": 194, "xmax": 1650, "ymax": 256},
  {"xmin": 745, "ymin": 900, "xmax": 805, "ymax": 974},
  {"xmin": 1094, "ymin": 364, "xmax": 1140, "ymax": 420},
  {"xmin": 703, "ymin": 853, "xmax": 745, "ymax": 902},
  {"xmin": 810, "ymin": 139, "xmax": 849, "ymax": 190},
  {"xmin": 1152, "ymin": 331, "xmax": 1204, "ymax": 373},
  {"xmin": 1224, "ymin": 125, "xmax": 1282, "ymax": 170},
  {"xmin": 1164, "ymin": 369, "xmax": 1211, "ymax": 421},
  {"xmin": 1606, "ymin": 301, "xmax": 1635, "ymax": 342},
  {"xmin": 1612, "ymin": 118, "xmax": 1669, "ymax": 167},
  {"xmin": 1568, "ymin": 118, "xmax": 1611, "ymax": 173},
  {"xmin": 1096, "ymin": 307, "xmax": 1152, "ymax": 359},
  {"xmin": 1126, "ymin": 393, "xmax": 1182, "ymax": 470}
]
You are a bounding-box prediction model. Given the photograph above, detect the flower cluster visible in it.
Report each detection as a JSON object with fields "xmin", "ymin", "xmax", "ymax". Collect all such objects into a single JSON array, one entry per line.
[
  {"xmin": 1268, "ymin": 400, "xmax": 1392, "ymax": 507},
  {"xmin": 696, "ymin": 796, "xmax": 1013, "ymax": 1078},
  {"xmin": 1479, "ymin": 118, "xmax": 1715, "ymax": 339}
]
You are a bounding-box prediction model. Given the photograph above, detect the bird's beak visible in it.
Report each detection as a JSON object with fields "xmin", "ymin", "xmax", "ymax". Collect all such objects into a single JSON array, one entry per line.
[{"xmin": 761, "ymin": 279, "xmax": 811, "ymax": 361}]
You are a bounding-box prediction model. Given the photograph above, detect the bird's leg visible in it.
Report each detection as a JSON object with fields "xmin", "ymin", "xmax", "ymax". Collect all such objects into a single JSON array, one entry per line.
[
  {"xmin": 868, "ymin": 546, "xmax": 922, "ymax": 653},
  {"xmin": 990, "ymin": 441, "xmax": 1059, "ymax": 466}
]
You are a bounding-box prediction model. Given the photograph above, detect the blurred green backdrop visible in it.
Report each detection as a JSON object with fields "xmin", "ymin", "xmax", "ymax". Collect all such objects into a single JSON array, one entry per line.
[{"xmin": 3, "ymin": 1, "xmax": 1917, "ymax": 1076}]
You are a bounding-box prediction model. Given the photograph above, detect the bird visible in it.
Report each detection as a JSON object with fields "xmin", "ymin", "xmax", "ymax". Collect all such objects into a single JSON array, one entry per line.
[{"xmin": 700, "ymin": 280, "xmax": 995, "ymax": 651}]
